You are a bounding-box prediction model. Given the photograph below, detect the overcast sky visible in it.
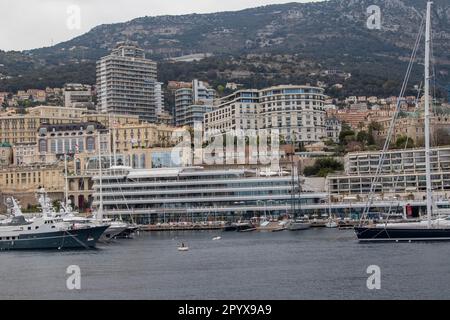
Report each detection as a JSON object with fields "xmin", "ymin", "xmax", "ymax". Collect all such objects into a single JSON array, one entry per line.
[{"xmin": 0, "ymin": 0, "xmax": 320, "ymax": 52}]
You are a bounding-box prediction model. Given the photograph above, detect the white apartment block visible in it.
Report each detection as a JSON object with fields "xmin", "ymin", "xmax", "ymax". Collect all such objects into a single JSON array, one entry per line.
[
  {"xmin": 259, "ymin": 85, "xmax": 326, "ymax": 142},
  {"xmin": 204, "ymin": 85, "xmax": 327, "ymax": 144},
  {"xmin": 204, "ymin": 90, "xmax": 260, "ymax": 138},
  {"xmin": 96, "ymin": 43, "xmax": 158, "ymax": 123}
]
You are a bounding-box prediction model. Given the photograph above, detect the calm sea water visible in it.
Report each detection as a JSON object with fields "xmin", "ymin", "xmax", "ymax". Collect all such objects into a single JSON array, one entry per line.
[{"xmin": 1, "ymin": 228, "xmax": 450, "ymax": 300}]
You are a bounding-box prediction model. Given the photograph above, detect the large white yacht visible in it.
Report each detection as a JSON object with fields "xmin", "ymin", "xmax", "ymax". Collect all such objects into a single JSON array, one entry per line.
[{"xmin": 0, "ymin": 197, "xmax": 108, "ymax": 251}]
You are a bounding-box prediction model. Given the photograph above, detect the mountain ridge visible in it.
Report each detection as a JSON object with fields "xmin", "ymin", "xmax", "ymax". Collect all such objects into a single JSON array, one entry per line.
[{"xmin": 0, "ymin": 0, "xmax": 449, "ymax": 97}]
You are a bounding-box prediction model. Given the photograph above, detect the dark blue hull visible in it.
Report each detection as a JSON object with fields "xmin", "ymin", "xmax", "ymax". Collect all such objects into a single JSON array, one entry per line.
[
  {"xmin": 0, "ymin": 225, "xmax": 109, "ymax": 251},
  {"xmin": 355, "ymin": 226, "xmax": 450, "ymax": 242}
]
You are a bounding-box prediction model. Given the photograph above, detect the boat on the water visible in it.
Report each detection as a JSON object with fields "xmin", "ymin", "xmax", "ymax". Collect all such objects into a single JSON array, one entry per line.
[
  {"xmin": 325, "ymin": 220, "xmax": 338, "ymax": 228},
  {"xmin": 287, "ymin": 219, "xmax": 311, "ymax": 231},
  {"xmin": 257, "ymin": 217, "xmax": 287, "ymax": 232},
  {"xmin": 355, "ymin": 2, "xmax": 450, "ymax": 242},
  {"xmin": 222, "ymin": 221, "xmax": 256, "ymax": 232},
  {"xmin": 37, "ymin": 188, "xmax": 126, "ymax": 243},
  {"xmin": 235, "ymin": 222, "xmax": 257, "ymax": 232},
  {"xmin": 0, "ymin": 198, "xmax": 108, "ymax": 251},
  {"xmin": 115, "ymin": 225, "xmax": 139, "ymax": 239},
  {"xmin": 98, "ymin": 220, "xmax": 128, "ymax": 241},
  {"xmin": 178, "ymin": 242, "xmax": 189, "ymax": 251}
]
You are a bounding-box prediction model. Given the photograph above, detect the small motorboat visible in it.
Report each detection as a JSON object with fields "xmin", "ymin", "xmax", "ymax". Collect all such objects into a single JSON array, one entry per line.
[
  {"xmin": 178, "ymin": 242, "xmax": 189, "ymax": 251},
  {"xmin": 212, "ymin": 236, "xmax": 221, "ymax": 241}
]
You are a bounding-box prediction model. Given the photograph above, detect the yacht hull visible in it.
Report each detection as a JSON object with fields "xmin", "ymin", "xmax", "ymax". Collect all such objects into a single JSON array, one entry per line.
[
  {"xmin": 355, "ymin": 226, "xmax": 450, "ymax": 242},
  {"xmin": 0, "ymin": 225, "xmax": 108, "ymax": 250},
  {"xmin": 287, "ymin": 222, "xmax": 311, "ymax": 231},
  {"xmin": 100, "ymin": 226, "xmax": 127, "ymax": 242}
]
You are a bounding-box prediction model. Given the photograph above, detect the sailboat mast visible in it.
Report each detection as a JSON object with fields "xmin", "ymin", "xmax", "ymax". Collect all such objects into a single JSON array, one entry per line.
[
  {"xmin": 113, "ymin": 116, "xmax": 117, "ymax": 166},
  {"xmin": 64, "ymin": 153, "xmax": 69, "ymax": 206},
  {"xmin": 424, "ymin": 1, "xmax": 433, "ymax": 228},
  {"xmin": 97, "ymin": 132, "xmax": 104, "ymax": 221}
]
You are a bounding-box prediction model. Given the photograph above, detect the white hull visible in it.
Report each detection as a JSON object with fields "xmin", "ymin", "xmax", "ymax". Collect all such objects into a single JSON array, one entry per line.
[
  {"xmin": 325, "ymin": 221, "xmax": 338, "ymax": 228},
  {"xmin": 287, "ymin": 221, "xmax": 311, "ymax": 231}
]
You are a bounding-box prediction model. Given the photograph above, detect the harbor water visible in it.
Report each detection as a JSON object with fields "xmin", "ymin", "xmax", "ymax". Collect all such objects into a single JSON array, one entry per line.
[{"xmin": 1, "ymin": 228, "xmax": 450, "ymax": 299}]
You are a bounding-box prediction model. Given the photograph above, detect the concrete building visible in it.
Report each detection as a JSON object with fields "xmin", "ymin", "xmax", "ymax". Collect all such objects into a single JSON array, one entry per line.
[
  {"xmin": 81, "ymin": 113, "xmax": 140, "ymax": 128},
  {"xmin": 259, "ymin": 85, "xmax": 326, "ymax": 143},
  {"xmin": 373, "ymin": 114, "xmax": 450, "ymax": 146},
  {"xmin": 0, "ymin": 106, "xmax": 83, "ymax": 145},
  {"xmin": 204, "ymin": 85, "xmax": 328, "ymax": 144},
  {"xmin": 13, "ymin": 143, "xmax": 39, "ymax": 165},
  {"xmin": 64, "ymin": 83, "xmax": 94, "ymax": 109},
  {"xmin": 204, "ymin": 89, "xmax": 260, "ymax": 138},
  {"xmin": 175, "ymin": 79, "xmax": 215, "ymax": 127},
  {"xmin": 0, "ymin": 164, "xmax": 65, "ymax": 196},
  {"xmin": 96, "ymin": 43, "xmax": 158, "ymax": 123},
  {"xmin": 112, "ymin": 123, "xmax": 178, "ymax": 153},
  {"xmin": 325, "ymin": 117, "xmax": 342, "ymax": 143},
  {"xmin": 332, "ymin": 110, "xmax": 369, "ymax": 129},
  {"xmin": 328, "ymin": 146, "xmax": 450, "ymax": 201},
  {"xmin": 154, "ymin": 82, "xmax": 164, "ymax": 114},
  {"xmin": 0, "ymin": 142, "xmax": 12, "ymax": 166},
  {"xmin": 156, "ymin": 110, "xmax": 173, "ymax": 125},
  {"xmin": 37, "ymin": 122, "xmax": 108, "ymax": 158},
  {"xmin": 28, "ymin": 105, "xmax": 86, "ymax": 119}
]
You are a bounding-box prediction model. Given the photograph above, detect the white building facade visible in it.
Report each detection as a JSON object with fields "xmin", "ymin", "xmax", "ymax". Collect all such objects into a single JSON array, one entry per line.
[{"xmin": 204, "ymin": 85, "xmax": 328, "ymax": 144}]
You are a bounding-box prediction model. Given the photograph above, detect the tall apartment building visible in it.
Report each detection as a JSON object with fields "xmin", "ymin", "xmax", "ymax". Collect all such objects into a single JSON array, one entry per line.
[
  {"xmin": 204, "ymin": 85, "xmax": 328, "ymax": 144},
  {"xmin": 154, "ymin": 82, "xmax": 164, "ymax": 114},
  {"xmin": 175, "ymin": 79, "xmax": 215, "ymax": 127},
  {"xmin": 96, "ymin": 43, "xmax": 158, "ymax": 123}
]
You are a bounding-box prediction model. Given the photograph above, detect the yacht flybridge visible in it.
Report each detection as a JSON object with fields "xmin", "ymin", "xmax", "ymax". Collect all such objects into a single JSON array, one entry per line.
[{"xmin": 355, "ymin": 1, "xmax": 450, "ymax": 242}]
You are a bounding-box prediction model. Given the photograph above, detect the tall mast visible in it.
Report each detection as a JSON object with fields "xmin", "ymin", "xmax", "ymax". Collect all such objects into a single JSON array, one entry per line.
[
  {"xmin": 108, "ymin": 114, "xmax": 112, "ymax": 168},
  {"xmin": 64, "ymin": 153, "xmax": 69, "ymax": 206},
  {"xmin": 97, "ymin": 131, "xmax": 104, "ymax": 221},
  {"xmin": 424, "ymin": 1, "xmax": 432, "ymax": 228},
  {"xmin": 113, "ymin": 116, "xmax": 117, "ymax": 166}
]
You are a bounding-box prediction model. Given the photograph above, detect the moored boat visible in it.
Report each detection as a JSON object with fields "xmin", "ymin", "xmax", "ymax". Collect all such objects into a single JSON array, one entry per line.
[
  {"xmin": 287, "ymin": 219, "xmax": 311, "ymax": 231},
  {"xmin": 0, "ymin": 198, "xmax": 108, "ymax": 251},
  {"xmin": 355, "ymin": 2, "xmax": 450, "ymax": 242}
]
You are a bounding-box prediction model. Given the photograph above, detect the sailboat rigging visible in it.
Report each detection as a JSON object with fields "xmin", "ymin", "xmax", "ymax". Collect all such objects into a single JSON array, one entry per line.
[{"xmin": 355, "ymin": 1, "xmax": 450, "ymax": 241}]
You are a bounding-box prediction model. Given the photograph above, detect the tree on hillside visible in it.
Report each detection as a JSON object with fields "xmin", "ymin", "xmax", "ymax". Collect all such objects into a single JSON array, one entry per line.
[
  {"xmin": 303, "ymin": 157, "xmax": 344, "ymax": 177},
  {"xmin": 393, "ymin": 135, "xmax": 414, "ymax": 149}
]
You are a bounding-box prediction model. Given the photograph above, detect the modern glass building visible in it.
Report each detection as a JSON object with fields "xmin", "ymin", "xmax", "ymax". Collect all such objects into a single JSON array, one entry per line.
[{"xmin": 92, "ymin": 166, "xmax": 328, "ymax": 224}]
